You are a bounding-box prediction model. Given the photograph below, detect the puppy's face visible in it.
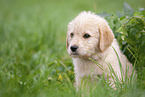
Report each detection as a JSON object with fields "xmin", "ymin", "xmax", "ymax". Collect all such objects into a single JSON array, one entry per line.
[
  {"xmin": 66, "ymin": 12, "xmax": 114, "ymax": 59},
  {"xmin": 67, "ymin": 22, "xmax": 100, "ymax": 58}
]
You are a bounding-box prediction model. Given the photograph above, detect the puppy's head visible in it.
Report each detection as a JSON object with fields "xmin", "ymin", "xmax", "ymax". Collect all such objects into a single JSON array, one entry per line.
[{"xmin": 66, "ymin": 11, "xmax": 114, "ymax": 58}]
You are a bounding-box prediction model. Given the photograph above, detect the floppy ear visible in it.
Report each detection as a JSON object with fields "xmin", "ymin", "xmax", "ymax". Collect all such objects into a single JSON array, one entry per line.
[
  {"xmin": 99, "ymin": 23, "xmax": 114, "ymax": 52},
  {"xmin": 66, "ymin": 35, "xmax": 69, "ymax": 48}
]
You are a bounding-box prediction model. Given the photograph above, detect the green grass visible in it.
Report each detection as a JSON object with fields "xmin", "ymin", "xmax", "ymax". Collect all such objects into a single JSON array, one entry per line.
[{"xmin": 0, "ymin": 0, "xmax": 145, "ymax": 97}]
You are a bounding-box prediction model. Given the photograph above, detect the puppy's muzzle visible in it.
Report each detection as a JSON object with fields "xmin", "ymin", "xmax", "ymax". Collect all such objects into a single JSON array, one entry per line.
[{"xmin": 70, "ymin": 46, "xmax": 78, "ymax": 52}]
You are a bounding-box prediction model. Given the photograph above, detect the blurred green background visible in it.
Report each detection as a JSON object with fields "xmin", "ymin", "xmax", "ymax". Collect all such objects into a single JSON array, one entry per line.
[{"xmin": 0, "ymin": 0, "xmax": 145, "ymax": 97}]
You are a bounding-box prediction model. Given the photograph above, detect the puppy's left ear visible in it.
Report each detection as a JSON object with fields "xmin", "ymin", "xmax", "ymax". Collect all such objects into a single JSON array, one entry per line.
[{"xmin": 99, "ymin": 23, "xmax": 114, "ymax": 52}]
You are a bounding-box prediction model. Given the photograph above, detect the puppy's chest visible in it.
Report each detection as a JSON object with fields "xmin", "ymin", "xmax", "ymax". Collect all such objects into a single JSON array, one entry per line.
[{"xmin": 73, "ymin": 59, "xmax": 103, "ymax": 77}]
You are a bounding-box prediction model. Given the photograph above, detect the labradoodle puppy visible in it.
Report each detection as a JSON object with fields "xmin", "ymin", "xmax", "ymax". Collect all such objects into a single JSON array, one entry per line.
[{"xmin": 66, "ymin": 11, "xmax": 134, "ymax": 90}]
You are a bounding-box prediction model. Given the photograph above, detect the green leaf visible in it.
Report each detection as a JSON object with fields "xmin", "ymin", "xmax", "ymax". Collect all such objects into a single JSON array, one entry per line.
[{"xmin": 116, "ymin": 27, "xmax": 123, "ymax": 33}]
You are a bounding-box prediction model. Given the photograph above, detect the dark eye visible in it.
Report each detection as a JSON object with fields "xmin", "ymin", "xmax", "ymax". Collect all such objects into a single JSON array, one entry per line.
[
  {"xmin": 83, "ymin": 34, "xmax": 91, "ymax": 38},
  {"xmin": 70, "ymin": 33, "xmax": 74, "ymax": 38}
]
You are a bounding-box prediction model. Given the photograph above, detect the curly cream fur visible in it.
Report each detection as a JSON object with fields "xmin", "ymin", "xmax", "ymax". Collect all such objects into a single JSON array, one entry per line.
[{"xmin": 66, "ymin": 11, "xmax": 134, "ymax": 90}]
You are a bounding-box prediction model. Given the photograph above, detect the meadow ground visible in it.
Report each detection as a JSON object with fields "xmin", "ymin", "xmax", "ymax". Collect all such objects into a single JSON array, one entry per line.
[{"xmin": 0, "ymin": 0, "xmax": 145, "ymax": 97}]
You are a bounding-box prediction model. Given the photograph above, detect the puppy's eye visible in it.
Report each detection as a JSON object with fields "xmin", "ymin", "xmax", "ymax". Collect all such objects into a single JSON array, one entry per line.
[
  {"xmin": 70, "ymin": 33, "xmax": 74, "ymax": 38},
  {"xmin": 83, "ymin": 34, "xmax": 91, "ymax": 38}
]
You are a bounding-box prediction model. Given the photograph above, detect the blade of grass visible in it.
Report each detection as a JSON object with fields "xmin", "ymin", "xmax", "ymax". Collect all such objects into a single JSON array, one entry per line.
[
  {"xmin": 112, "ymin": 46, "xmax": 124, "ymax": 82},
  {"xmin": 89, "ymin": 58, "xmax": 104, "ymax": 70}
]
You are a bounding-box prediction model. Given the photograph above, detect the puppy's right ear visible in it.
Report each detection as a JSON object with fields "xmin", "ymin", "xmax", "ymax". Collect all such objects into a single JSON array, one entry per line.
[{"xmin": 66, "ymin": 35, "xmax": 69, "ymax": 48}]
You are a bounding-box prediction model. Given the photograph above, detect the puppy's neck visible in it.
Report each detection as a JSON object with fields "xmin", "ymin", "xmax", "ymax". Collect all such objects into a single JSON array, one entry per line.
[{"xmin": 72, "ymin": 57, "xmax": 96, "ymax": 74}]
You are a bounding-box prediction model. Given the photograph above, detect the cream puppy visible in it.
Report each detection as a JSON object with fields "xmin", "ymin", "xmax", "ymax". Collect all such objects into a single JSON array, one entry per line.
[{"xmin": 66, "ymin": 11, "xmax": 134, "ymax": 90}]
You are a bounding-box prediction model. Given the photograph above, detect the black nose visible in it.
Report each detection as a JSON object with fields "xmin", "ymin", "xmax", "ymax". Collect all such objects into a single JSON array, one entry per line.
[{"xmin": 71, "ymin": 46, "xmax": 78, "ymax": 52}]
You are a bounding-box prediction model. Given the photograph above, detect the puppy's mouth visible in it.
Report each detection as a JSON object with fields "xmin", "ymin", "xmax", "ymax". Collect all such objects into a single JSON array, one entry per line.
[
  {"xmin": 70, "ymin": 52, "xmax": 79, "ymax": 57},
  {"xmin": 71, "ymin": 52, "xmax": 79, "ymax": 55}
]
